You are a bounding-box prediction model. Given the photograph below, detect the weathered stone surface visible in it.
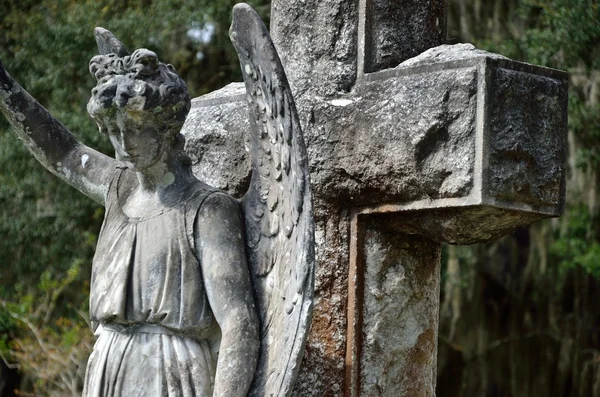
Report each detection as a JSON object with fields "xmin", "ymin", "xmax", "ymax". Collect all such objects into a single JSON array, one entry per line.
[
  {"xmin": 398, "ymin": 44, "xmax": 567, "ymax": 216},
  {"xmin": 184, "ymin": 44, "xmax": 567, "ymax": 220},
  {"xmin": 400, "ymin": 43, "xmax": 508, "ymax": 67},
  {"xmin": 292, "ymin": 206, "xmax": 350, "ymax": 396},
  {"xmin": 487, "ymin": 65, "xmax": 567, "ymax": 209},
  {"xmin": 360, "ymin": 226, "xmax": 440, "ymax": 397},
  {"xmin": 182, "ymin": 83, "xmax": 250, "ymax": 197},
  {"xmin": 365, "ymin": 0, "xmax": 447, "ymax": 72},
  {"xmin": 377, "ymin": 206, "xmax": 545, "ymax": 245},
  {"xmin": 307, "ymin": 64, "xmax": 479, "ymax": 205},
  {"xmin": 271, "ymin": 0, "xmax": 358, "ymax": 97},
  {"xmin": 269, "ymin": 0, "xmax": 448, "ymax": 95},
  {"xmin": 180, "ymin": 42, "xmax": 567, "ymax": 396}
]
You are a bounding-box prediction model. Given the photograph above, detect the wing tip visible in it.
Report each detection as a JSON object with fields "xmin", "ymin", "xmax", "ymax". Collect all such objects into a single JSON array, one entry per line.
[
  {"xmin": 93, "ymin": 27, "xmax": 129, "ymax": 57},
  {"xmin": 232, "ymin": 3, "xmax": 258, "ymax": 27},
  {"xmin": 232, "ymin": 2, "xmax": 253, "ymax": 13},
  {"xmin": 230, "ymin": 3, "xmax": 260, "ymax": 46}
]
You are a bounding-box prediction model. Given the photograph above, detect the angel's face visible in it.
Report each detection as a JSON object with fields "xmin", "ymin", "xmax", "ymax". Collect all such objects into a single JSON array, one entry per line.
[
  {"xmin": 86, "ymin": 48, "xmax": 191, "ymax": 160},
  {"xmin": 105, "ymin": 112, "xmax": 168, "ymax": 171}
]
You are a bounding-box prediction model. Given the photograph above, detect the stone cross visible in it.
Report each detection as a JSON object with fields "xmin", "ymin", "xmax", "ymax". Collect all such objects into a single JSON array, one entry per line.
[{"xmin": 182, "ymin": 1, "xmax": 567, "ymax": 396}]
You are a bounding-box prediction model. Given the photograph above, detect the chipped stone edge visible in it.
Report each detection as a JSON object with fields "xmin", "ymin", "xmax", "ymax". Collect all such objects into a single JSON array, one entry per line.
[
  {"xmin": 362, "ymin": 54, "xmax": 567, "ymax": 84},
  {"xmin": 191, "ymin": 82, "xmax": 246, "ymax": 108}
]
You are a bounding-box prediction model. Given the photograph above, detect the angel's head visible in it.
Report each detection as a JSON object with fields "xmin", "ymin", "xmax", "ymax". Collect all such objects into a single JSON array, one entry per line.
[{"xmin": 87, "ymin": 28, "xmax": 191, "ymax": 168}]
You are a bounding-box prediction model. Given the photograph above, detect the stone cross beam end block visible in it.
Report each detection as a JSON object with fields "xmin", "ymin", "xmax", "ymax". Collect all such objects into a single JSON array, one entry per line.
[{"xmin": 356, "ymin": 44, "xmax": 567, "ymax": 244}]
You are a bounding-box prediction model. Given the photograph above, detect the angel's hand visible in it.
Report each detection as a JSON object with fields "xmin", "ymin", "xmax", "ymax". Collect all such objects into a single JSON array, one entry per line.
[{"xmin": 0, "ymin": 61, "xmax": 116, "ymax": 205}]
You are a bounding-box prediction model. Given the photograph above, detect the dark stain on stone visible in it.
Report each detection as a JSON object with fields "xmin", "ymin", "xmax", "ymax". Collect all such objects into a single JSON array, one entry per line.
[{"xmin": 404, "ymin": 327, "xmax": 436, "ymax": 396}]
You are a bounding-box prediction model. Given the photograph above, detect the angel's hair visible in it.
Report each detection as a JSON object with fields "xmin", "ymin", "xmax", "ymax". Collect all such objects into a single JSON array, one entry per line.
[{"xmin": 86, "ymin": 48, "xmax": 191, "ymax": 152}]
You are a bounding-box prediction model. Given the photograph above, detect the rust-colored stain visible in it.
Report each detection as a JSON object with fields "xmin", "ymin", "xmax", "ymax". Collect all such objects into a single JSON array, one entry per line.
[
  {"xmin": 294, "ymin": 208, "xmax": 354, "ymax": 396},
  {"xmin": 344, "ymin": 212, "xmax": 364, "ymax": 397},
  {"xmin": 311, "ymin": 298, "xmax": 347, "ymax": 357},
  {"xmin": 404, "ymin": 327, "xmax": 437, "ymax": 396}
]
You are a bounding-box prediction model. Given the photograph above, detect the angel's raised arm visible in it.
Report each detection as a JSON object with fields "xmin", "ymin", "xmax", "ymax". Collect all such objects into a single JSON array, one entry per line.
[{"xmin": 0, "ymin": 60, "xmax": 116, "ymax": 206}]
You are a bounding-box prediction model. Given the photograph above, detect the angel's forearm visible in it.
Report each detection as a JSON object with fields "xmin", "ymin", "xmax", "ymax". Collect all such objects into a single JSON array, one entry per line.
[
  {"xmin": 0, "ymin": 60, "xmax": 80, "ymax": 171},
  {"xmin": 0, "ymin": 61, "xmax": 113, "ymax": 204},
  {"xmin": 213, "ymin": 319, "xmax": 260, "ymax": 397}
]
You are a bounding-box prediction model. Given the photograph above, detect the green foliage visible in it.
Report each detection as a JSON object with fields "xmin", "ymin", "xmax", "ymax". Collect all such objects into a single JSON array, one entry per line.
[
  {"xmin": 551, "ymin": 205, "xmax": 600, "ymax": 278},
  {"xmin": 0, "ymin": 260, "xmax": 92, "ymax": 396},
  {"xmin": 517, "ymin": 0, "xmax": 600, "ymax": 69},
  {"xmin": 473, "ymin": 0, "xmax": 600, "ymax": 70},
  {"xmin": 517, "ymin": 1, "xmax": 600, "ymax": 172},
  {"xmin": 569, "ymin": 95, "xmax": 600, "ymax": 170},
  {"xmin": 472, "ymin": 0, "xmax": 600, "ymax": 278},
  {"xmin": 0, "ymin": 0, "xmax": 268, "ymax": 393}
]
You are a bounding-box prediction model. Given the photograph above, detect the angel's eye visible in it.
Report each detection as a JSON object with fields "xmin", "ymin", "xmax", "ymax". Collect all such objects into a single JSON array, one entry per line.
[{"xmin": 98, "ymin": 75, "xmax": 112, "ymax": 85}]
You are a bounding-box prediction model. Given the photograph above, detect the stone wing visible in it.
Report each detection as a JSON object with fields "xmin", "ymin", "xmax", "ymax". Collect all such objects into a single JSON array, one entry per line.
[{"xmin": 230, "ymin": 4, "xmax": 315, "ymax": 397}]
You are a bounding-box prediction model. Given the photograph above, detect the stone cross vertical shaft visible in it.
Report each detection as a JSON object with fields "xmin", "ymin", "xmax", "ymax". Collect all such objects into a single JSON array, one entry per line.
[{"xmin": 182, "ymin": 1, "xmax": 567, "ymax": 396}]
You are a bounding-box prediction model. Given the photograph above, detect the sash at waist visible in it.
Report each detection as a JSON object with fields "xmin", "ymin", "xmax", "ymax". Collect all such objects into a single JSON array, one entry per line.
[{"xmin": 102, "ymin": 323, "xmax": 177, "ymax": 336}]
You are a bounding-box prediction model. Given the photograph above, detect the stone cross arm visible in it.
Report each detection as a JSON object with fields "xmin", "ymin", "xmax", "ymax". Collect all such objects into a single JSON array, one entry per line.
[{"xmin": 185, "ymin": 44, "xmax": 567, "ymax": 245}]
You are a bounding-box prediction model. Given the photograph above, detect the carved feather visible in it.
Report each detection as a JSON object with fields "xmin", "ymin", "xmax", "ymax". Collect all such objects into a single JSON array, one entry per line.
[{"xmin": 230, "ymin": 4, "xmax": 315, "ymax": 397}]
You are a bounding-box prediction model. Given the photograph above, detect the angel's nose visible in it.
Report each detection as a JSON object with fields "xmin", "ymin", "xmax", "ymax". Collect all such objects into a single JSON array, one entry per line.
[
  {"xmin": 115, "ymin": 84, "xmax": 131, "ymax": 107},
  {"xmin": 91, "ymin": 83, "xmax": 117, "ymax": 108}
]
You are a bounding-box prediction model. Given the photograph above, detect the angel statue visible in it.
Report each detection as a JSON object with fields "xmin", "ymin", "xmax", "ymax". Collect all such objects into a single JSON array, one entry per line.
[{"xmin": 0, "ymin": 3, "xmax": 314, "ymax": 397}]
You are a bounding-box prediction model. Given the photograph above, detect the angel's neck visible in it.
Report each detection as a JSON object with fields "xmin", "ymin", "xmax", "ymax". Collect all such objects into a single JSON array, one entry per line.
[{"xmin": 136, "ymin": 151, "xmax": 189, "ymax": 193}]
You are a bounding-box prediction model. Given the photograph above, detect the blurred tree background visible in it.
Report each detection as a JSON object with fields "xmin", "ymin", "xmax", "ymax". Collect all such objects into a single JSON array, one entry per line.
[
  {"xmin": 0, "ymin": 0, "xmax": 598, "ymax": 396},
  {"xmin": 0, "ymin": 0, "xmax": 269, "ymax": 395},
  {"xmin": 438, "ymin": 1, "xmax": 600, "ymax": 396}
]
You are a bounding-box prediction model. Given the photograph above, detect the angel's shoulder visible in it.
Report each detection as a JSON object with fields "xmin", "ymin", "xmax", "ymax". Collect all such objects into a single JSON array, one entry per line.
[
  {"xmin": 200, "ymin": 189, "xmax": 237, "ymax": 207},
  {"xmin": 198, "ymin": 190, "xmax": 240, "ymax": 217},
  {"xmin": 183, "ymin": 181, "xmax": 241, "ymax": 227},
  {"xmin": 184, "ymin": 182, "xmax": 243, "ymax": 254}
]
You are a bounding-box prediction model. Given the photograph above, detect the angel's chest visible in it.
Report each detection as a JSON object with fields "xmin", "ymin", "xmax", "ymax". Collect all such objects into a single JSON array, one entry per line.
[
  {"xmin": 121, "ymin": 193, "xmax": 169, "ymax": 219},
  {"xmin": 93, "ymin": 211, "xmax": 186, "ymax": 273}
]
